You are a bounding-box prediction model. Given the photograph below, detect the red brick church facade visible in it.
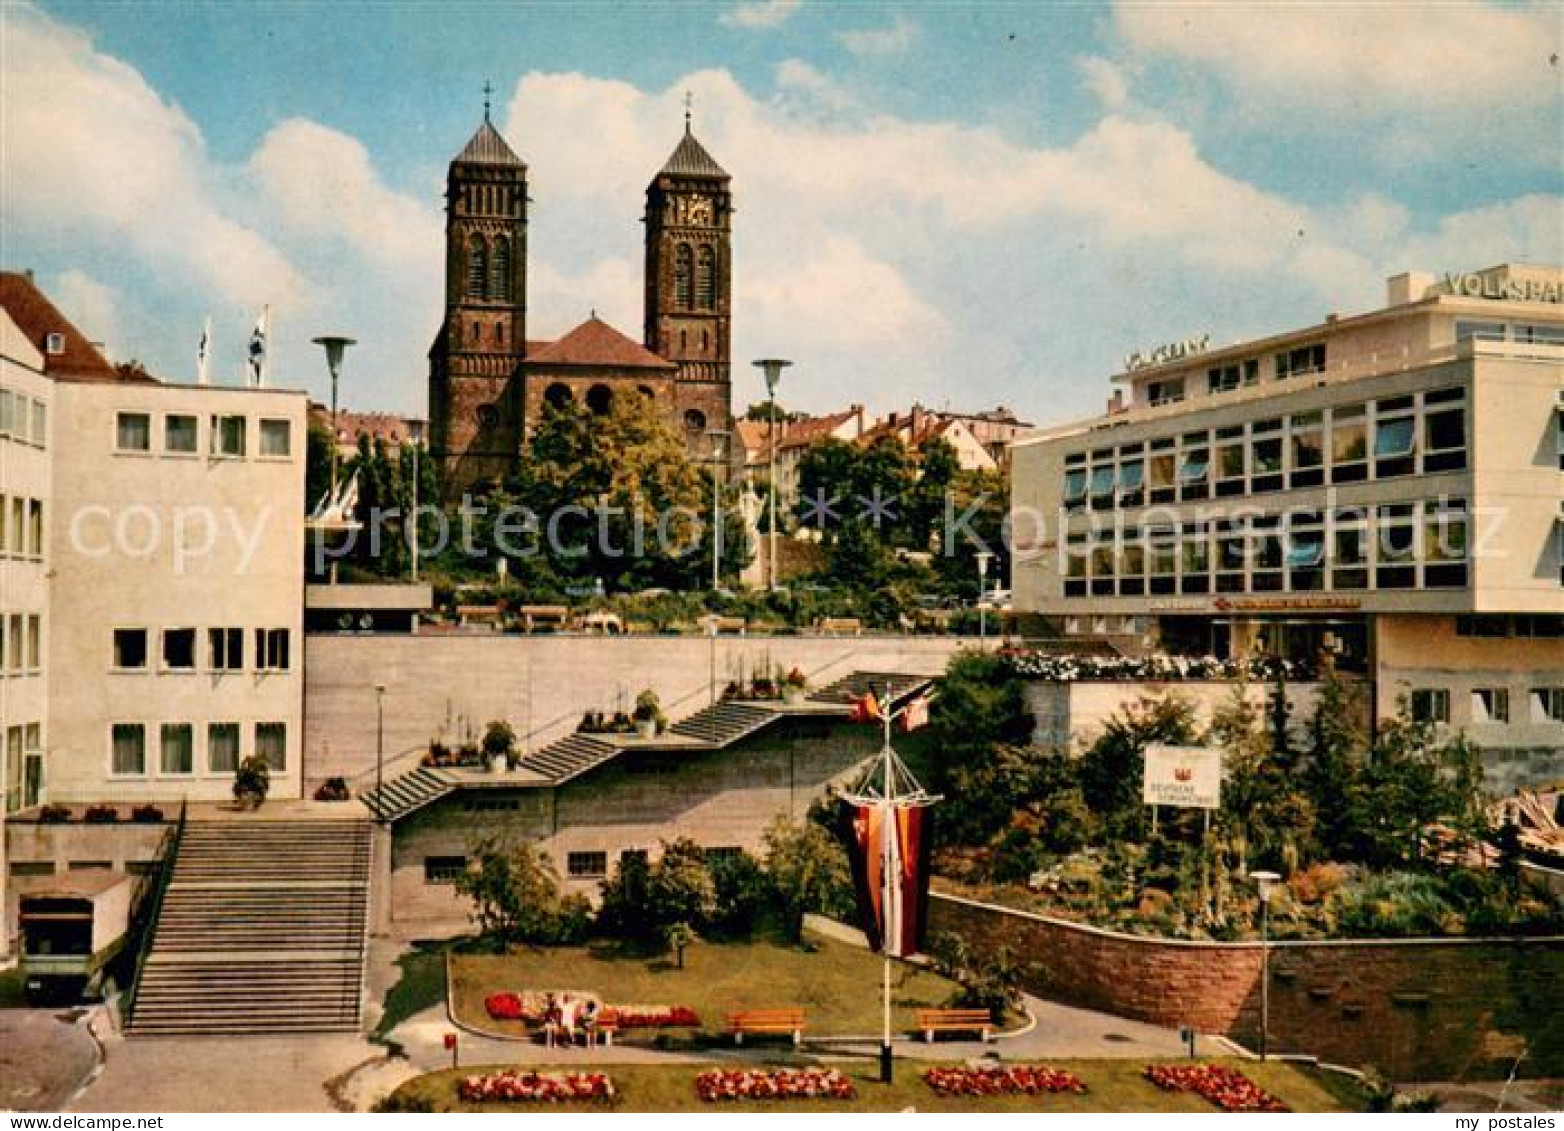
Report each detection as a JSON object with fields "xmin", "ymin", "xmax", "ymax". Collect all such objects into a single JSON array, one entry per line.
[{"xmin": 427, "ymin": 110, "xmax": 734, "ymax": 493}]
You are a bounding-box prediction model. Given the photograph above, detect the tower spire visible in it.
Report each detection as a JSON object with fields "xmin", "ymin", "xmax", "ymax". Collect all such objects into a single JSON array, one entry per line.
[
  {"xmin": 684, "ymin": 89, "xmax": 692, "ymax": 135},
  {"xmin": 483, "ymin": 80, "xmax": 493, "ymax": 123}
]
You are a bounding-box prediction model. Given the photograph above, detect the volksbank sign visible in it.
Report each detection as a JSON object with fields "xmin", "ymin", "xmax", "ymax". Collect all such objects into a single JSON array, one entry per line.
[{"xmin": 1443, "ymin": 271, "xmax": 1564, "ymax": 304}]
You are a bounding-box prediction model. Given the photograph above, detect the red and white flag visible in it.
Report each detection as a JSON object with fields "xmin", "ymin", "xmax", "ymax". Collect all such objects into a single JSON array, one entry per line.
[{"xmin": 898, "ymin": 693, "xmax": 931, "ymax": 733}]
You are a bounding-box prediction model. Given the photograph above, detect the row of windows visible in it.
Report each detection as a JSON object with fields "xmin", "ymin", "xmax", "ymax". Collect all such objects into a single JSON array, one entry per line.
[
  {"xmin": 0, "ymin": 387, "xmax": 47, "ymax": 447},
  {"xmin": 10, "ymin": 860, "xmax": 160, "ymax": 878},
  {"xmin": 1454, "ymin": 319, "xmax": 1564, "ymax": 346},
  {"xmin": 461, "ymin": 183, "xmax": 519, "ymax": 218},
  {"xmin": 115, "ymin": 412, "xmax": 292, "ymax": 459},
  {"xmin": 465, "ymin": 234, "xmax": 514, "ymax": 302},
  {"xmin": 0, "ymin": 613, "xmax": 43, "ymax": 674},
  {"xmin": 1454, "ymin": 615, "xmax": 1564, "ymax": 639},
  {"xmin": 1411, "ymin": 687, "xmax": 1564, "ymax": 726},
  {"xmin": 109, "ymin": 720, "xmax": 287, "ymax": 777},
  {"xmin": 1063, "ymin": 500, "xmax": 1470, "ymax": 597},
  {"xmin": 111, "ymin": 627, "xmax": 291, "ymax": 673},
  {"xmin": 1065, "ymin": 387, "xmax": 1468, "ymax": 510},
  {"xmin": 1143, "ymin": 342, "xmax": 1329, "ymax": 406},
  {"xmin": 424, "ymin": 844, "xmax": 745, "ymax": 884},
  {"xmin": 0, "ymin": 494, "xmax": 45, "ymax": 559}
]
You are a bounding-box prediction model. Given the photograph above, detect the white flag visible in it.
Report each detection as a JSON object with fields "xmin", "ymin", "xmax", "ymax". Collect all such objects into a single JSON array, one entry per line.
[
  {"xmin": 247, "ymin": 306, "xmax": 269, "ymax": 388},
  {"xmin": 196, "ymin": 316, "xmax": 212, "ymax": 385}
]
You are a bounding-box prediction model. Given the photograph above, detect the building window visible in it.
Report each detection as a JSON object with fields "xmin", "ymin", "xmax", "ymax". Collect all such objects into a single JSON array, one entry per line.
[
  {"xmin": 1471, "ymin": 688, "xmax": 1510, "ymax": 725},
  {"xmin": 1409, "ymin": 689, "xmax": 1450, "ymax": 725},
  {"xmin": 1422, "ymin": 403, "xmax": 1466, "ymax": 473},
  {"xmin": 209, "ymin": 627, "xmax": 243, "ymax": 671},
  {"xmin": 1423, "ymin": 501, "xmax": 1468, "ymax": 588},
  {"xmin": 45, "ymin": 332, "xmax": 65, "ymax": 355},
  {"xmin": 1275, "ymin": 342, "xmax": 1325, "ymax": 380},
  {"xmin": 1206, "ymin": 359, "xmax": 1258, "ymax": 394},
  {"xmin": 212, "ymin": 414, "xmax": 247, "ymax": 457},
  {"xmin": 696, "ymin": 245, "xmax": 716, "ymax": 310},
  {"xmin": 161, "ymin": 723, "xmax": 194, "ymax": 774},
  {"xmin": 1330, "ymin": 406, "xmax": 1368, "ymax": 483},
  {"xmin": 255, "ymin": 722, "xmax": 287, "ymax": 770},
  {"xmin": 259, "ymin": 419, "xmax": 292, "ymax": 458},
  {"xmin": 26, "ymin": 499, "xmax": 42, "ymax": 558},
  {"xmin": 567, "ymin": 851, "xmax": 608, "ymax": 879},
  {"xmin": 491, "ymin": 236, "xmax": 512, "ymax": 301},
  {"xmin": 1147, "ymin": 378, "xmax": 1184, "ymax": 406},
  {"xmin": 165, "ymin": 414, "xmax": 198, "ymax": 454},
  {"xmin": 1455, "ymin": 319, "xmax": 1506, "ymax": 342},
  {"xmin": 114, "ymin": 628, "xmax": 148, "ymax": 670},
  {"xmin": 1062, "ymin": 467, "xmax": 1087, "ymax": 508},
  {"xmin": 5, "ymin": 614, "xmax": 20, "ymax": 672},
  {"xmin": 112, "ymin": 723, "xmax": 146, "ymax": 775},
  {"xmin": 25, "ymin": 614, "xmax": 40, "ymax": 671},
  {"xmin": 1290, "ymin": 411, "xmax": 1325, "ymax": 489},
  {"xmin": 424, "ymin": 856, "xmax": 467, "ymax": 885},
  {"xmin": 620, "ymin": 849, "xmax": 649, "ymax": 868},
  {"xmin": 466, "ymin": 235, "xmax": 488, "ymax": 300},
  {"xmin": 162, "ymin": 628, "xmax": 196, "ymax": 671},
  {"xmin": 7, "ymin": 496, "xmax": 21, "ymax": 555},
  {"xmin": 116, "ymin": 412, "xmax": 151, "ymax": 452},
  {"xmin": 255, "ymin": 628, "xmax": 291, "ymax": 671},
  {"xmin": 1088, "ymin": 464, "xmax": 1115, "ymax": 508},
  {"xmin": 1531, "ymin": 688, "xmax": 1564, "ymax": 724},
  {"xmin": 208, "ymin": 722, "xmax": 239, "ymax": 773},
  {"xmin": 675, "ymin": 243, "xmax": 694, "ymax": 308},
  {"xmin": 1373, "ymin": 413, "xmax": 1417, "ymax": 478},
  {"xmin": 1117, "ymin": 459, "xmax": 1144, "ymax": 506}
]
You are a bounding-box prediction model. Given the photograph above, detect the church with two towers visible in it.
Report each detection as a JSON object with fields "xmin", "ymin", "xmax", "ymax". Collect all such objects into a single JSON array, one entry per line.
[{"xmin": 427, "ymin": 105, "xmax": 734, "ymax": 493}]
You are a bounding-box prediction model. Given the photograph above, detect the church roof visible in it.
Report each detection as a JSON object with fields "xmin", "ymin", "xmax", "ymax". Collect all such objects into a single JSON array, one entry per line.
[
  {"xmin": 453, "ymin": 119, "xmax": 525, "ymax": 168},
  {"xmin": 657, "ymin": 127, "xmax": 729, "ymax": 180},
  {"xmin": 526, "ymin": 316, "xmax": 675, "ymax": 370}
]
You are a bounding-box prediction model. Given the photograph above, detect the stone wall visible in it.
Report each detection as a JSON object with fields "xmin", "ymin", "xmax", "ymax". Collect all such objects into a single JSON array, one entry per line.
[
  {"xmin": 929, "ymin": 890, "xmax": 1564, "ymax": 1079},
  {"xmin": 304, "ymin": 633, "xmax": 960, "ymax": 791},
  {"xmin": 1024, "ymin": 678, "xmax": 1324, "ymax": 753}
]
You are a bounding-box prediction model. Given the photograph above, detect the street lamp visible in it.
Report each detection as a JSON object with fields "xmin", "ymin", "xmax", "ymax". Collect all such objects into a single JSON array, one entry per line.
[
  {"xmin": 406, "ymin": 418, "xmax": 427, "ymax": 582},
  {"xmin": 374, "ymin": 684, "xmax": 387, "ymax": 807},
  {"xmin": 706, "ymin": 428, "xmax": 731, "ymax": 592},
  {"xmin": 313, "ymin": 335, "xmax": 356, "ymax": 586},
  {"xmin": 753, "ymin": 359, "xmax": 791, "ymax": 591},
  {"xmin": 1250, "ymin": 869, "xmax": 1281, "ymax": 1060},
  {"xmin": 975, "ymin": 550, "xmax": 994, "ymax": 647}
]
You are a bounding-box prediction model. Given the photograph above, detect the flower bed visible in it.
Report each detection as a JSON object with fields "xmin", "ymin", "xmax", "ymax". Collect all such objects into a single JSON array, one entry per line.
[
  {"xmin": 601, "ymin": 1004, "xmax": 700, "ymax": 1029},
  {"xmin": 923, "ymin": 1064, "xmax": 1086, "ymax": 1097},
  {"xmin": 458, "ymin": 1070, "xmax": 615, "ymax": 1104},
  {"xmin": 1143, "ymin": 1064, "xmax": 1288, "ymax": 1112},
  {"xmin": 1002, "ymin": 651, "xmax": 1309, "ymax": 683},
  {"xmin": 695, "ymin": 1068, "xmax": 855, "ymax": 1103}
]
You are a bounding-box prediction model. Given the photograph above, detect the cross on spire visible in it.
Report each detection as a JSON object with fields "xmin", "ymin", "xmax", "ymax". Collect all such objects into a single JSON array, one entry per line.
[
  {"xmin": 684, "ymin": 89, "xmax": 693, "ymax": 134},
  {"xmin": 483, "ymin": 80, "xmax": 493, "ymax": 123}
]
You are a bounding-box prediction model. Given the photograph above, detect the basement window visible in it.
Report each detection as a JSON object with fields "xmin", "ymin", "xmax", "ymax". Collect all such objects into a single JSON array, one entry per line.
[{"xmin": 424, "ymin": 856, "xmax": 467, "ymax": 885}]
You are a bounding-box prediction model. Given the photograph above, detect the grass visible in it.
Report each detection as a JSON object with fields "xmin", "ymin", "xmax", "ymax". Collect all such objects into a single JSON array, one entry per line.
[
  {"xmin": 448, "ymin": 931, "xmax": 963, "ymax": 1040},
  {"xmin": 386, "ymin": 1058, "xmax": 1366, "ymax": 1113}
]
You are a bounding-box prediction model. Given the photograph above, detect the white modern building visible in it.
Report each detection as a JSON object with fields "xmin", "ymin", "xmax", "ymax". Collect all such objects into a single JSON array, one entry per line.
[{"xmin": 1012, "ymin": 263, "xmax": 1564, "ymax": 787}]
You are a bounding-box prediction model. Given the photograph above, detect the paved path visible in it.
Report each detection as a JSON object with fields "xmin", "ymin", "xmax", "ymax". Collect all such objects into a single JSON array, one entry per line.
[{"xmin": 0, "ymin": 1009, "xmax": 99, "ymax": 1111}]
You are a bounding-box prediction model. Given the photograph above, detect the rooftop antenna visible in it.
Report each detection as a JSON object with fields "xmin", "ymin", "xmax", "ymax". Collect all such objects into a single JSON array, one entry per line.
[
  {"xmin": 483, "ymin": 80, "xmax": 493, "ymax": 123},
  {"xmin": 684, "ymin": 89, "xmax": 693, "ymax": 134}
]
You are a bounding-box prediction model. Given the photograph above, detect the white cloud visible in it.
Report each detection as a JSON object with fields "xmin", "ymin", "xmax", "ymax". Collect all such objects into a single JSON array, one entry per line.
[
  {"xmin": 719, "ymin": 0, "xmax": 802, "ymax": 30},
  {"xmin": 49, "ymin": 270, "xmax": 124, "ymax": 359},
  {"xmin": 836, "ymin": 14, "xmax": 919, "ymax": 57},
  {"xmin": 1115, "ymin": 1, "xmax": 1563, "ymax": 116},
  {"xmin": 1, "ymin": 4, "xmax": 307, "ymax": 317},
  {"xmin": 1077, "ymin": 55, "xmax": 1129, "ymax": 113}
]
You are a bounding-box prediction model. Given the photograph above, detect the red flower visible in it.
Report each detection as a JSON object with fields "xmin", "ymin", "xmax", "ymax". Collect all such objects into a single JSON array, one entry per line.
[
  {"xmin": 1143, "ymin": 1064, "xmax": 1287, "ymax": 1112},
  {"xmin": 484, "ymin": 993, "xmax": 524, "ymax": 1021},
  {"xmin": 694, "ymin": 1068, "xmax": 854, "ymax": 1103},
  {"xmin": 923, "ymin": 1065, "xmax": 1086, "ymax": 1097},
  {"xmin": 458, "ymin": 1070, "xmax": 615, "ymax": 1104}
]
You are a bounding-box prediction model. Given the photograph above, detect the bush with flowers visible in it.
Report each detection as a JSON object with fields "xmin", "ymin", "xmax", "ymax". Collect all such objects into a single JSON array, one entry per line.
[
  {"xmin": 695, "ymin": 1068, "xmax": 854, "ymax": 1103},
  {"xmin": 923, "ymin": 1064, "xmax": 1086, "ymax": 1097},
  {"xmin": 458, "ymin": 1070, "xmax": 615, "ymax": 1104},
  {"xmin": 1142, "ymin": 1064, "xmax": 1288, "ymax": 1112}
]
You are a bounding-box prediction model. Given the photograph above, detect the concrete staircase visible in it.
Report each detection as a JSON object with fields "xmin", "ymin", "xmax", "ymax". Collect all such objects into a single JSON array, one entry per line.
[{"xmin": 126, "ymin": 817, "xmax": 372, "ymax": 1037}]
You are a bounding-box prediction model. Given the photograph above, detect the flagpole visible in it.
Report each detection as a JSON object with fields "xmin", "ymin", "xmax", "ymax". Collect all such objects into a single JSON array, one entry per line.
[{"xmin": 879, "ymin": 682, "xmax": 894, "ymax": 1084}]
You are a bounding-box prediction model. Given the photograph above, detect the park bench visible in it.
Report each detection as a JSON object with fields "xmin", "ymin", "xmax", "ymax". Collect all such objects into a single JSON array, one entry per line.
[
  {"xmin": 519, "ymin": 604, "xmax": 570, "ymax": 633},
  {"xmin": 578, "ymin": 610, "xmax": 625, "ymax": 635},
  {"xmin": 816, "ymin": 617, "xmax": 862, "ymax": 636},
  {"xmin": 456, "ymin": 604, "xmax": 502, "ymax": 630},
  {"xmin": 699, "ymin": 614, "xmax": 747, "ymax": 635},
  {"xmin": 915, "ymin": 1007, "xmax": 994, "ymax": 1043},
  {"xmin": 726, "ymin": 1007, "xmax": 806, "ymax": 1046}
]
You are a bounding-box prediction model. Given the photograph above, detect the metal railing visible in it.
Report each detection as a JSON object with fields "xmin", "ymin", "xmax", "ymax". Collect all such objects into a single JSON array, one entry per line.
[{"xmin": 121, "ymin": 799, "xmax": 185, "ymax": 1028}]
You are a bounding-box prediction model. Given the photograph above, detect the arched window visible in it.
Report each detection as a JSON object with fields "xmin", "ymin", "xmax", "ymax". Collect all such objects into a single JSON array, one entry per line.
[
  {"xmin": 466, "ymin": 235, "xmax": 488, "ymax": 300},
  {"xmin": 675, "ymin": 243, "xmax": 694, "ymax": 308},
  {"xmin": 586, "ymin": 384, "xmax": 613, "ymax": 416},
  {"xmin": 491, "ymin": 237, "xmax": 511, "ymax": 301},
  {"xmin": 696, "ymin": 245, "xmax": 716, "ymax": 310},
  {"xmin": 684, "ymin": 409, "xmax": 707, "ymax": 433},
  {"xmin": 544, "ymin": 383, "xmax": 573, "ymax": 410}
]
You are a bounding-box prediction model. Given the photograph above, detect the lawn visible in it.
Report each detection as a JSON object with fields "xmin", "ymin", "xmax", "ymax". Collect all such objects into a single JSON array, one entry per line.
[
  {"xmin": 385, "ymin": 1058, "xmax": 1366, "ymax": 1113},
  {"xmin": 448, "ymin": 932, "xmax": 963, "ymax": 1040}
]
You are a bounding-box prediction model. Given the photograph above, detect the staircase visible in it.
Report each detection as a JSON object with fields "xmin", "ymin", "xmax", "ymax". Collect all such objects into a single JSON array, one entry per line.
[
  {"xmin": 126, "ymin": 817, "xmax": 372, "ymax": 1037},
  {"xmin": 668, "ymin": 700, "xmax": 775, "ymax": 745}
]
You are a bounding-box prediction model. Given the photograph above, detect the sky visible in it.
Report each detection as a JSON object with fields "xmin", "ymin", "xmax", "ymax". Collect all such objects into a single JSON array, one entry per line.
[{"xmin": 4, "ymin": 0, "xmax": 1562, "ymax": 425}]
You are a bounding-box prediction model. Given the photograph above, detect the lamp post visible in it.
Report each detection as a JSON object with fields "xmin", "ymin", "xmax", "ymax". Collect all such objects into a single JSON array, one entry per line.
[
  {"xmin": 374, "ymin": 684, "xmax": 387, "ymax": 804},
  {"xmin": 407, "ymin": 418, "xmax": 427, "ymax": 583},
  {"xmin": 312, "ymin": 335, "xmax": 356, "ymax": 586},
  {"xmin": 706, "ymin": 428, "xmax": 731, "ymax": 592},
  {"xmin": 975, "ymin": 550, "xmax": 994, "ymax": 647},
  {"xmin": 1250, "ymin": 869, "xmax": 1281, "ymax": 1060},
  {"xmin": 753, "ymin": 359, "xmax": 791, "ymax": 591}
]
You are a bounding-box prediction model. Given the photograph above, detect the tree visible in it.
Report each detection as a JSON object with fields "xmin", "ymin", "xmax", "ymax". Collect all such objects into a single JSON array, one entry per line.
[
  {"xmin": 707, "ymin": 850, "xmax": 771, "ymax": 937},
  {"xmin": 596, "ymin": 838, "xmax": 715, "ymax": 950},
  {"xmin": 761, "ymin": 816, "xmax": 853, "ymax": 943},
  {"xmin": 1302, "ymin": 667, "xmax": 1369, "ymax": 858},
  {"xmin": 1077, "ymin": 694, "xmax": 1196, "ymax": 840},
  {"xmin": 925, "ymin": 651, "xmax": 1037, "ymax": 844},
  {"xmin": 907, "ymin": 438, "xmax": 959, "ymax": 551},
  {"xmin": 455, "ymin": 835, "xmax": 586, "ymax": 945}
]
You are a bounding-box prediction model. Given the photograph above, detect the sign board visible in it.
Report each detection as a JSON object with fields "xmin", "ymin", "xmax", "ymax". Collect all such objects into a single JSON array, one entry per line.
[{"xmin": 1143, "ymin": 744, "xmax": 1221, "ymax": 810}]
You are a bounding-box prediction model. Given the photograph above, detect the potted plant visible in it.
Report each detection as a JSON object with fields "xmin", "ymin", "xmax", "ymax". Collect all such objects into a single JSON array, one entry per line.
[
  {"xmin": 233, "ymin": 755, "xmax": 271, "ymax": 809},
  {"xmin": 39, "ymin": 803, "xmax": 70, "ymax": 823},
  {"xmin": 482, "ymin": 719, "xmax": 516, "ymax": 773},
  {"xmin": 782, "ymin": 666, "xmax": 808, "ymax": 705},
  {"xmin": 632, "ymin": 689, "xmax": 665, "ymax": 738},
  {"xmin": 457, "ymin": 741, "xmax": 483, "ymax": 767},
  {"xmin": 424, "ymin": 739, "xmax": 453, "ymax": 768},
  {"xmin": 313, "ymin": 777, "xmax": 350, "ymax": 802},
  {"xmin": 84, "ymin": 804, "xmax": 120, "ymax": 824},
  {"xmin": 131, "ymin": 804, "xmax": 165, "ymax": 823}
]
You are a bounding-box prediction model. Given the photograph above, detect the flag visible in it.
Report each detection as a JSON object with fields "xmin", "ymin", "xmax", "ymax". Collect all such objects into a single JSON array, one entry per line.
[
  {"xmin": 247, "ymin": 306, "xmax": 269, "ymax": 387},
  {"xmin": 840, "ymin": 801, "xmax": 932, "ymax": 958},
  {"xmin": 849, "ymin": 690, "xmax": 882, "ymax": 723},
  {"xmin": 196, "ymin": 317, "xmax": 212, "ymax": 385},
  {"xmin": 898, "ymin": 693, "xmax": 931, "ymax": 733}
]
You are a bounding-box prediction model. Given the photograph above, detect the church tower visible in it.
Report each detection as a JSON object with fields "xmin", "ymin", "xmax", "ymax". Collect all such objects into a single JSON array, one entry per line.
[
  {"xmin": 428, "ymin": 105, "xmax": 529, "ymax": 492},
  {"xmin": 644, "ymin": 112, "xmax": 733, "ymax": 439}
]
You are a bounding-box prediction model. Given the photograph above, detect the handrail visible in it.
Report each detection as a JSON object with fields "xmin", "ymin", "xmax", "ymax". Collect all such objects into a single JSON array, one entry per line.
[{"xmin": 122, "ymin": 799, "xmax": 185, "ymax": 1027}]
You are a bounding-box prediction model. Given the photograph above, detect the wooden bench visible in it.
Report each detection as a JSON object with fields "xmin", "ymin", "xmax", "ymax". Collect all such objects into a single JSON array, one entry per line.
[
  {"xmin": 817, "ymin": 617, "xmax": 862, "ymax": 636},
  {"xmin": 916, "ymin": 1007, "xmax": 993, "ymax": 1043},
  {"xmin": 700, "ymin": 614, "xmax": 747, "ymax": 635},
  {"xmin": 726, "ymin": 1008, "xmax": 806, "ymax": 1046},
  {"xmin": 456, "ymin": 604, "xmax": 502, "ymax": 630},
  {"xmin": 518, "ymin": 604, "xmax": 569, "ymax": 633}
]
